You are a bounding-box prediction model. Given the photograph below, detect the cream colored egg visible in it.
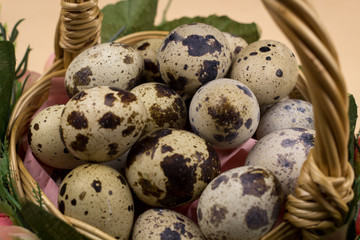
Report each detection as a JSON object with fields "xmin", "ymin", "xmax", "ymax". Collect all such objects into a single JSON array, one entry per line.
[
  {"xmin": 256, "ymin": 99, "xmax": 314, "ymax": 139},
  {"xmin": 28, "ymin": 104, "xmax": 86, "ymax": 169},
  {"xmin": 131, "ymin": 82, "xmax": 187, "ymax": 136},
  {"xmin": 59, "ymin": 86, "xmax": 147, "ymax": 162},
  {"xmin": 125, "ymin": 128, "xmax": 221, "ymax": 208},
  {"xmin": 65, "ymin": 42, "xmax": 144, "ymax": 97},
  {"xmin": 189, "ymin": 78, "xmax": 260, "ymax": 149},
  {"xmin": 197, "ymin": 166, "xmax": 283, "ymax": 240},
  {"xmin": 132, "ymin": 208, "xmax": 206, "ymax": 240},
  {"xmin": 134, "ymin": 38, "xmax": 164, "ymax": 83},
  {"xmin": 58, "ymin": 164, "xmax": 134, "ymax": 239},
  {"xmin": 223, "ymin": 32, "xmax": 248, "ymax": 63},
  {"xmin": 157, "ymin": 23, "xmax": 232, "ymax": 99},
  {"xmin": 230, "ymin": 40, "xmax": 298, "ymax": 106},
  {"xmin": 245, "ymin": 127, "xmax": 315, "ymax": 196}
]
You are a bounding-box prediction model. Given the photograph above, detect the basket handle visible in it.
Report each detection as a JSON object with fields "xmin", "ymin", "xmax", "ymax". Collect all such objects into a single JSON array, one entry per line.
[
  {"xmin": 261, "ymin": 0, "xmax": 354, "ymax": 239},
  {"xmin": 54, "ymin": 0, "xmax": 103, "ymax": 69}
]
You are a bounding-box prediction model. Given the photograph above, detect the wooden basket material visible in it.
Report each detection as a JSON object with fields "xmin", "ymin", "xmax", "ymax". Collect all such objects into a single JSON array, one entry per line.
[{"xmin": 7, "ymin": 0, "xmax": 354, "ymax": 240}]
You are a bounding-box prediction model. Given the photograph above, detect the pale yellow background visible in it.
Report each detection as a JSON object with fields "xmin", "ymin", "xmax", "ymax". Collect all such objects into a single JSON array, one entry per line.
[{"xmin": 1, "ymin": 0, "xmax": 360, "ymax": 126}]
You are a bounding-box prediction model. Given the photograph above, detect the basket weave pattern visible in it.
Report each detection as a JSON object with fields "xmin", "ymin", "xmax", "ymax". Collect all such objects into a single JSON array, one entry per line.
[{"xmin": 7, "ymin": 0, "xmax": 355, "ymax": 239}]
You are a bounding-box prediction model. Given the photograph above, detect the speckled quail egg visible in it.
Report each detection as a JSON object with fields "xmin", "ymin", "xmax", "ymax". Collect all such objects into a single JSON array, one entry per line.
[
  {"xmin": 189, "ymin": 78, "xmax": 260, "ymax": 149},
  {"xmin": 157, "ymin": 23, "xmax": 232, "ymax": 99},
  {"xmin": 256, "ymin": 99, "xmax": 314, "ymax": 139},
  {"xmin": 126, "ymin": 128, "xmax": 221, "ymax": 208},
  {"xmin": 130, "ymin": 82, "xmax": 187, "ymax": 136},
  {"xmin": 197, "ymin": 166, "xmax": 283, "ymax": 240},
  {"xmin": 132, "ymin": 208, "xmax": 206, "ymax": 240},
  {"xmin": 230, "ymin": 39, "xmax": 298, "ymax": 106},
  {"xmin": 223, "ymin": 32, "xmax": 248, "ymax": 63},
  {"xmin": 58, "ymin": 164, "xmax": 134, "ymax": 239},
  {"xmin": 134, "ymin": 38, "xmax": 164, "ymax": 83},
  {"xmin": 245, "ymin": 127, "xmax": 315, "ymax": 196},
  {"xmin": 65, "ymin": 42, "xmax": 144, "ymax": 97},
  {"xmin": 59, "ymin": 86, "xmax": 147, "ymax": 162},
  {"xmin": 28, "ymin": 104, "xmax": 86, "ymax": 169}
]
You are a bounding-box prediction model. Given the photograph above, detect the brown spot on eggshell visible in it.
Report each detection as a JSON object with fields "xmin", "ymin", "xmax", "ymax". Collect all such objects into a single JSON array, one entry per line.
[
  {"xmin": 67, "ymin": 111, "xmax": 88, "ymax": 129},
  {"xmin": 211, "ymin": 174, "xmax": 229, "ymax": 190},
  {"xmin": 122, "ymin": 125, "xmax": 135, "ymax": 137},
  {"xmin": 161, "ymin": 144, "xmax": 173, "ymax": 153},
  {"xmin": 245, "ymin": 206, "xmax": 269, "ymax": 230},
  {"xmin": 104, "ymin": 93, "xmax": 117, "ymax": 107},
  {"xmin": 107, "ymin": 143, "xmax": 119, "ymax": 156},
  {"xmin": 182, "ymin": 34, "xmax": 223, "ymax": 57},
  {"xmin": 34, "ymin": 123, "xmax": 39, "ymax": 130},
  {"xmin": 137, "ymin": 42, "xmax": 150, "ymax": 51},
  {"xmin": 98, "ymin": 112, "xmax": 122, "ymax": 130},
  {"xmin": 198, "ymin": 142, "xmax": 221, "ymax": 183},
  {"xmin": 149, "ymin": 104, "xmax": 180, "ymax": 128},
  {"xmin": 79, "ymin": 191, "xmax": 86, "ymax": 200},
  {"xmin": 59, "ymin": 183, "xmax": 67, "ymax": 197},
  {"xmin": 91, "ymin": 180, "xmax": 102, "ymax": 192},
  {"xmin": 154, "ymin": 83, "xmax": 175, "ymax": 98},
  {"xmin": 138, "ymin": 173, "xmax": 164, "ymax": 198},
  {"xmin": 73, "ymin": 66, "xmax": 92, "ymax": 86},
  {"xmin": 159, "ymin": 153, "xmax": 196, "ymax": 206},
  {"xmin": 70, "ymin": 133, "xmax": 89, "ymax": 152},
  {"xmin": 126, "ymin": 129, "xmax": 173, "ymax": 167},
  {"xmin": 198, "ymin": 60, "xmax": 219, "ymax": 84},
  {"xmin": 240, "ymin": 168, "xmax": 270, "ymax": 197},
  {"xmin": 209, "ymin": 204, "xmax": 228, "ymax": 227},
  {"xmin": 144, "ymin": 59, "xmax": 158, "ymax": 74},
  {"xmin": 160, "ymin": 228, "xmax": 181, "ymax": 239},
  {"xmin": 166, "ymin": 72, "xmax": 188, "ymax": 91},
  {"xmin": 59, "ymin": 200, "xmax": 65, "ymax": 214},
  {"xmin": 123, "ymin": 55, "xmax": 134, "ymax": 64}
]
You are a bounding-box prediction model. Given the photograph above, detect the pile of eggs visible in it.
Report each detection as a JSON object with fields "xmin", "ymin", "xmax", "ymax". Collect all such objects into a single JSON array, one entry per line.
[{"xmin": 28, "ymin": 22, "xmax": 316, "ymax": 239}]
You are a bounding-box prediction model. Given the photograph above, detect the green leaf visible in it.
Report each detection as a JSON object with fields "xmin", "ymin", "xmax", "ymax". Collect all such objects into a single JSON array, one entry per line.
[
  {"xmin": 345, "ymin": 94, "xmax": 359, "ymax": 239},
  {"xmin": 0, "ymin": 41, "xmax": 15, "ymax": 141},
  {"xmin": 101, "ymin": 0, "xmax": 158, "ymax": 42},
  {"xmin": 348, "ymin": 94, "xmax": 358, "ymax": 168},
  {"xmin": 156, "ymin": 15, "xmax": 261, "ymax": 44},
  {"xmin": 20, "ymin": 201, "xmax": 91, "ymax": 240}
]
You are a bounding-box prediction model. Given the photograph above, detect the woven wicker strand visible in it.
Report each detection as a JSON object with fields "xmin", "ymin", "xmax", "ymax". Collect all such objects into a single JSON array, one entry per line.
[
  {"xmin": 56, "ymin": 0, "xmax": 102, "ymax": 69},
  {"xmin": 261, "ymin": 0, "xmax": 354, "ymax": 239},
  {"xmin": 6, "ymin": 0, "xmax": 355, "ymax": 239}
]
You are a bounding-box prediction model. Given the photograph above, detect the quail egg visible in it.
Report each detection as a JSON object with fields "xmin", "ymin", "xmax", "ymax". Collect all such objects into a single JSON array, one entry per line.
[
  {"xmin": 245, "ymin": 127, "xmax": 315, "ymax": 196},
  {"xmin": 223, "ymin": 32, "xmax": 248, "ymax": 63},
  {"xmin": 134, "ymin": 38, "xmax": 164, "ymax": 83},
  {"xmin": 256, "ymin": 99, "xmax": 314, "ymax": 139},
  {"xmin": 157, "ymin": 23, "xmax": 232, "ymax": 99},
  {"xmin": 58, "ymin": 164, "xmax": 134, "ymax": 239},
  {"xmin": 126, "ymin": 128, "xmax": 221, "ymax": 208},
  {"xmin": 230, "ymin": 39, "xmax": 298, "ymax": 106},
  {"xmin": 189, "ymin": 78, "xmax": 260, "ymax": 149},
  {"xmin": 59, "ymin": 86, "xmax": 147, "ymax": 162},
  {"xmin": 132, "ymin": 208, "xmax": 206, "ymax": 239},
  {"xmin": 28, "ymin": 104, "xmax": 86, "ymax": 169},
  {"xmin": 130, "ymin": 82, "xmax": 187, "ymax": 136},
  {"xmin": 65, "ymin": 42, "xmax": 144, "ymax": 97},
  {"xmin": 197, "ymin": 166, "xmax": 283, "ymax": 240}
]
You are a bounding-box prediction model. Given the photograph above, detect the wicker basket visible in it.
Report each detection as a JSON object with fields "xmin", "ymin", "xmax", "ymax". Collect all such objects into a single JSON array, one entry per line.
[{"xmin": 7, "ymin": 0, "xmax": 355, "ymax": 239}]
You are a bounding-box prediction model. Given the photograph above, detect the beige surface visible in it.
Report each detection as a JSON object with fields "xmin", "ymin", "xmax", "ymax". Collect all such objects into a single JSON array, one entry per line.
[{"xmin": 1, "ymin": 0, "xmax": 360, "ymax": 123}]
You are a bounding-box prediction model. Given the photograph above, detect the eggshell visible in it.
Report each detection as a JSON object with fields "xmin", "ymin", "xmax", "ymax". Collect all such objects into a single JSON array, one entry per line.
[
  {"xmin": 157, "ymin": 23, "xmax": 232, "ymax": 99},
  {"xmin": 132, "ymin": 208, "xmax": 206, "ymax": 239},
  {"xmin": 28, "ymin": 104, "xmax": 86, "ymax": 169},
  {"xmin": 197, "ymin": 166, "xmax": 283, "ymax": 240},
  {"xmin": 189, "ymin": 78, "xmax": 260, "ymax": 149},
  {"xmin": 59, "ymin": 86, "xmax": 147, "ymax": 162},
  {"xmin": 133, "ymin": 38, "xmax": 164, "ymax": 83},
  {"xmin": 65, "ymin": 42, "xmax": 144, "ymax": 97},
  {"xmin": 58, "ymin": 164, "xmax": 134, "ymax": 239},
  {"xmin": 131, "ymin": 82, "xmax": 187, "ymax": 136},
  {"xmin": 256, "ymin": 99, "xmax": 314, "ymax": 139},
  {"xmin": 223, "ymin": 32, "xmax": 248, "ymax": 63},
  {"xmin": 230, "ymin": 39, "xmax": 298, "ymax": 106},
  {"xmin": 125, "ymin": 128, "xmax": 221, "ymax": 208},
  {"xmin": 245, "ymin": 127, "xmax": 315, "ymax": 196}
]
